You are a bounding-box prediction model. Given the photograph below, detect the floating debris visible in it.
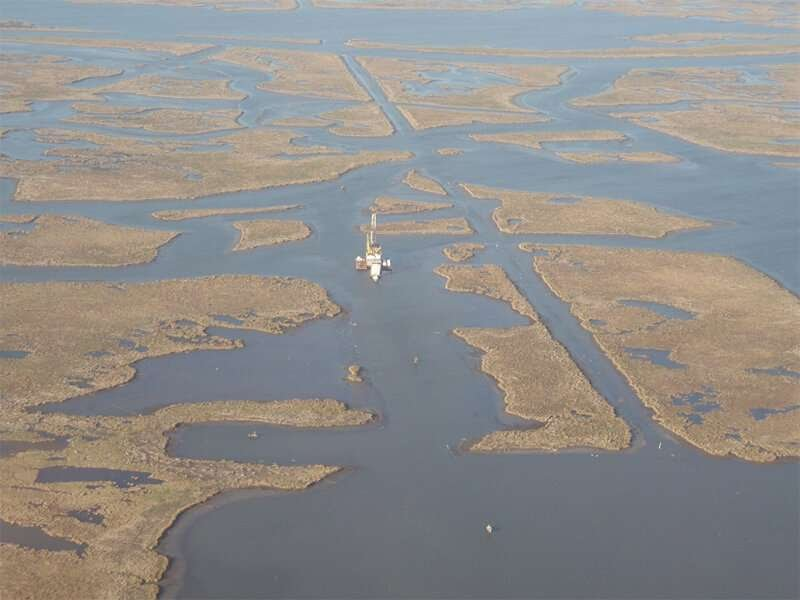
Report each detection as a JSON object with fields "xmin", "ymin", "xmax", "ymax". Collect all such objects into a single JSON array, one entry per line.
[
  {"xmin": 485, "ymin": 523, "xmax": 494, "ymax": 534},
  {"xmin": 247, "ymin": 431, "xmax": 259, "ymax": 440}
]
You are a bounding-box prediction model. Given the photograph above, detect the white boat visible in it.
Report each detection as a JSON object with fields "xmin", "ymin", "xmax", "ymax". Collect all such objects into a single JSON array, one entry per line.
[{"xmin": 355, "ymin": 212, "xmax": 391, "ymax": 282}]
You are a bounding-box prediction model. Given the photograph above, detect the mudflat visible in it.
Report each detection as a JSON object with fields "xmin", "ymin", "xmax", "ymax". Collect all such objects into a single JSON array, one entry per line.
[
  {"xmin": 0, "ymin": 398, "xmax": 370, "ymax": 600},
  {"xmin": 403, "ymin": 169, "xmax": 448, "ymax": 196},
  {"xmin": 0, "ymin": 128, "xmax": 412, "ymax": 201},
  {"xmin": 0, "ymin": 275, "xmax": 340, "ymax": 411},
  {"xmin": 398, "ymin": 105, "xmax": 547, "ymax": 130},
  {"xmin": 0, "ymin": 214, "xmax": 178, "ymax": 267},
  {"xmin": 66, "ymin": 103, "xmax": 243, "ymax": 135},
  {"xmin": 369, "ymin": 196, "xmax": 452, "ymax": 215},
  {"xmin": 346, "ymin": 38, "xmax": 800, "ymax": 59},
  {"xmin": 528, "ymin": 244, "xmax": 800, "ymax": 462},
  {"xmin": 556, "ymin": 151, "xmax": 680, "ymax": 164},
  {"xmin": 572, "ymin": 65, "xmax": 800, "ymax": 157},
  {"xmin": 213, "ymin": 47, "xmax": 370, "ymax": 101},
  {"xmin": 0, "ymin": 53, "xmax": 120, "ymax": 113},
  {"xmin": 360, "ymin": 217, "xmax": 473, "ymax": 236},
  {"xmin": 275, "ymin": 102, "xmax": 394, "ymax": 137},
  {"xmin": 152, "ymin": 205, "xmax": 301, "ymax": 221},
  {"xmin": 436, "ymin": 264, "xmax": 631, "ymax": 452},
  {"xmin": 442, "ymin": 242, "xmax": 485, "ymax": 262},
  {"xmin": 69, "ymin": 0, "xmax": 298, "ymax": 10},
  {"xmin": 583, "ymin": 0, "xmax": 799, "ymax": 29},
  {"xmin": 358, "ymin": 55, "xmax": 567, "ymax": 113},
  {"xmin": 462, "ymin": 183, "xmax": 708, "ymax": 238},
  {"xmin": 232, "ymin": 219, "xmax": 311, "ymax": 251},
  {"xmin": 470, "ymin": 129, "xmax": 627, "ymax": 151},
  {"xmin": 96, "ymin": 74, "xmax": 245, "ymax": 100}
]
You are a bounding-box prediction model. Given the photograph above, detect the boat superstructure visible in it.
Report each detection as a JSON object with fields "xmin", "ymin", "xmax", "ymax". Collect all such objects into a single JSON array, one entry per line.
[{"xmin": 355, "ymin": 212, "xmax": 391, "ymax": 282}]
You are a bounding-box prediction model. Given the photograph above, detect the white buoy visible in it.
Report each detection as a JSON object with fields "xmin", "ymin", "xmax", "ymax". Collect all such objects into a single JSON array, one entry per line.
[{"xmin": 485, "ymin": 523, "xmax": 493, "ymax": 534}]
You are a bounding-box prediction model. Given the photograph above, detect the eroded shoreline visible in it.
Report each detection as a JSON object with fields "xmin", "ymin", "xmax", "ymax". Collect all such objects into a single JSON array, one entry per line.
[{"xmin": 436, "ymin": 263, "xmax": 632, "ymax": 453}]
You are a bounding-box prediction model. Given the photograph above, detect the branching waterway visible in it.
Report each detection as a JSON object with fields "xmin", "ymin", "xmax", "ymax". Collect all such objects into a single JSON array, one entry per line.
[{"xmin": 1, "ymin": 1, "xmax": 798, "ymax": 598}]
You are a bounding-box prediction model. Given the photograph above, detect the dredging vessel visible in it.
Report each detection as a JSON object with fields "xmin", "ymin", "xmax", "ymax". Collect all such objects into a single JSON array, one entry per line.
[{"xmin": 355, "ymin": 212, "xmax": 391, "ymax": 282}]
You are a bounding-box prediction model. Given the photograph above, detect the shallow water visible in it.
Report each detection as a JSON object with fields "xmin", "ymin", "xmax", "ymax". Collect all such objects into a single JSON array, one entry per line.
[
  {"xmin": 67, "ymin": 508, "xmax": 104, "ymax": 524},
  {"xmin": 0, "ymin": 436, "xmax": 68, "ymax": 458},
  {"xmin": 624, "ymin": 347, "xmax": 686, "ymax": 369},
  {"xmin": 36, "ymin": 466, "xmax": 164, "ymax": 488},
  {"xmin": 404, "ymin": 66, "xmax": 518, "ymax": 97},
  {"xmin": 619, "ymin": 299, "xmax": 696, "ymax": 320},
  {"xmin": 1, "ymin": 1, "xmax": 798, "ymax": 598},
  {"xmin": 0, "ymin": 519, "xmax": 87, "ymax": 556},
  {"xmin": 0, "ymin": 350, "xmax": 31, "ymax": 359}
]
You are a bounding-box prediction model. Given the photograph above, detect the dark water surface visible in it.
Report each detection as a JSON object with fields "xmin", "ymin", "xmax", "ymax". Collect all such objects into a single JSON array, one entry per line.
[
  {"xmin": 1, "ymin": 1, "xmax": 798, "ymax": 598},
  {"xmin": 0, "ymin": 518, "xmax": 87, "ymax": 556},
  {"xmin": 35, "ymin": 466, "xmax": 164, "ymax": 488},
  {"xmin": 0, "ymin": 435, "xmax": 68, "ymax": 458}
]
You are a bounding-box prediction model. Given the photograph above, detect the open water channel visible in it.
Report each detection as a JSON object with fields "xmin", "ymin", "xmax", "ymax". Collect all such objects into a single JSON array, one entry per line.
[{"xmin": 1, "ymin": 1, "xmax": 798, "ymax": 597}]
